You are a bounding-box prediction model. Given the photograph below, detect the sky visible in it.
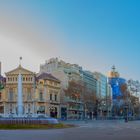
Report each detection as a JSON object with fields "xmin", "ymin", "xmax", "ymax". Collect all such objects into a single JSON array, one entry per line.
[{"xmin": 0, "ymin": 0, "xmax": 140, "ymax": 80}]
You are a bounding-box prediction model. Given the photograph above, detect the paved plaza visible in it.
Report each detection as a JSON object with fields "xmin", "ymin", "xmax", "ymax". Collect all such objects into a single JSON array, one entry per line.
[{"xmin": 1, "ymin": 120, "xmax": 140, "ymax": 140}]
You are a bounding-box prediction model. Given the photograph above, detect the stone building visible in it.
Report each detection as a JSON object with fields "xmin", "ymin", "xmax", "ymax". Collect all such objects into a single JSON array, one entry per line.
[
  {"xmin": 0, "ymin": 64, "xmax": 61, "ymax": 118},
  {"xmin": 3, "ymin": 65, "xmax": 35, "ymax": 117},
  {"xmin": 35, "ymin": 73, "xmax": 61, "ymax": 118}
]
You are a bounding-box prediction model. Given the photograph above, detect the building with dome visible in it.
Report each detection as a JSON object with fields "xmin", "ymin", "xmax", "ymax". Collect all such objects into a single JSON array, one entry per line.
[
  {"xmin": 108, "ymin": 66, "xmax": 126, "ymax": 100},
  {"xmin": 108, "ymin": 66, "xmax": 126, "ymax": 116}
]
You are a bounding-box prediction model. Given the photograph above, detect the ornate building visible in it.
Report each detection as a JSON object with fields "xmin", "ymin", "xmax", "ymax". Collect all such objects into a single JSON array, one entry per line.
[
  {"xmin": 0, "ymin": 64, "xmax": 61, "ymax": 118},
  {"xmin": 0, "ymin": 75, "xmax": 6, "ymax": 114},
  {"xmin": 35, "ymin": 73, "xmax": 61, "ymax": 118},
  {"xmin": 3, "ymin": 65, "xmax": 35, "ymax": 117},
  {"xmin": 108, "ymin": 66, "xmax": 126, "ymax": 100},
  {"xmin": 108, "ymin": 66, "xmax": 126, "ymax": 116}
]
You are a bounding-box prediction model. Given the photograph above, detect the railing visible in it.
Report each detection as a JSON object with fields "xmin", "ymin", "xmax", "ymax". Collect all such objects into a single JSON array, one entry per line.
[
  {"xmin": 68, "ymin": 107, "xmax": 84, "ymax": 111},
  {"xmin": 37, "ymin": 99, "xmax": 46, "ymax": 102},
  {"xmin": 66, "ymin": 98, "xmax": 83, "ymax": 104},
  {"xmin": 0, "ymin": 118, "xmax": 58, "ymax": 125},
  {"xmin": 49, "ymin": 100, "xmax": 60, "ymax": 104}
]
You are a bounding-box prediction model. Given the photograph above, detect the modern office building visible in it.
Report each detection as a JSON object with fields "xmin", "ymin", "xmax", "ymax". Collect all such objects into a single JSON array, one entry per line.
[
  {"xmin": 80, "ymin": 70, "xmax": 97, "ymax": 93},
  {"xmin": 93, "ymin": 72, "xmax": 112, "ymax": 116},
  {"xmin": 93, "ymin": 72, "xmax": 109, "ymax": 98}
]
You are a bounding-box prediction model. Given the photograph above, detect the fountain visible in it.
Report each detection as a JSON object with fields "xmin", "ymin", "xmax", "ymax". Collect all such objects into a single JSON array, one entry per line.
[
  {"xmin": 0, "ymin": 57, "xmax": 59, "ymax": 125},
  {"xmin": 17, "ymin": 72, "xmax": 23, "ymax": 117}
]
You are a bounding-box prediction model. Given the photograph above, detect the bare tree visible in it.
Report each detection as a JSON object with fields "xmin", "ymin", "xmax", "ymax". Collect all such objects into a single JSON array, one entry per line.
[
  {"xmin": 120, "ymin": 83, "xmax": 140, "ymax": 118},
  {"xmin": 64, "ymin": 80, "xmax": 97, "ymax": 120}
]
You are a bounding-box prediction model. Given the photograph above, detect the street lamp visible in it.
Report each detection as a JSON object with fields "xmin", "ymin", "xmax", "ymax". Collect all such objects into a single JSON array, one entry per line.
[{"xmin": 124, "ymin": 104, "xmax": 128, "ymax": 122}]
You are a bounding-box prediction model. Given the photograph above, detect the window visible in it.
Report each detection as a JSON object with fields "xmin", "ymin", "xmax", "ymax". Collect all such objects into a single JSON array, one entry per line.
[
  {"xmin": 28, "ymin": 104, "xmax": 31, "ymax": 113},
  {"xmin": 54, "ymin": 83, "xmax": 57, "ymax": 86},
  {"xmin": 9, "ymin": 88, "xmax": 14, "ymax": 101},
  {"xmin": 37, "ymin": 106, "xmax": 45, "ymax": 114},
  {"xmin": 39, "ymin": 81, "xmax": 43, "ymax": 85},
  {"xmin": 27, "ymin": 88, "xmax": 32, "ymax": 100},
  {"xmin": 50, "ymin": 94, "xmax": 52, "ymax": 100},
  {"xmin": 10, "ymin": 104, "xmax": 12, "ymax": 114},
  {"xmin": 0, "ymin": 106, "xmax": 4, "ymax": 113},
  {"xmin": 55, "ymin": 95, "xmax": 57, "ymax": 101},
  {"xmin": 39, "ymin": 91, "xmax": 43, "ymax": 101}
]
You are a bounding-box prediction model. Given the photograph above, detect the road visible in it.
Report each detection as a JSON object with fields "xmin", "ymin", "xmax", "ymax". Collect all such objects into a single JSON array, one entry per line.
[{"xmin": 0, "ymin": 120, "xmax": 140, "ymax": 140}]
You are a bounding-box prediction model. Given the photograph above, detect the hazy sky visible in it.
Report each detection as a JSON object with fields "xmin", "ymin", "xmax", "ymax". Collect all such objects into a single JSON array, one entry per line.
[{"xmin": 0, "ymin": 0, "xmax": 140, "ymax": 80}]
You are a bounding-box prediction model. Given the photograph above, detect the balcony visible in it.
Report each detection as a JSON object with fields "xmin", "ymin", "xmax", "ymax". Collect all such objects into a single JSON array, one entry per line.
[
  {"xmin": 68, "ymin": 106, "xmax": 84, "ymax": 111},
  {"xmin": 49, "ymin": 100, "xmax": 60, "ymax": 105},
  {"xmin": 66, "ymin": 97, "xmax": 83, "ymax": 104},
  {"xmin": 37, "ymin": 99, "xmax": 46, "ymax": 103},
  {"xmin": 7, "ymin": 99, "xmax": 16, "ymax": 103},
  {"xmin": 24, "ymin": 99, "xmax": 33, "ymax": 103}
]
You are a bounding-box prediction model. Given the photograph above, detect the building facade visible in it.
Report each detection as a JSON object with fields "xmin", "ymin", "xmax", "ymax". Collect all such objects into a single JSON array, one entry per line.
[
  {"xmin": 35, "ymin": 73, "xmax": 61, "ymax": 118},
  {"xmin": 2, "ymin": 65, "xmax": 35, "ymax": 117},
  {"xmin": 108, "ymin": 66, "xmax": 126, "ymax": 116},
  {"xmin": 40, "ymin": 58, "xmax": 107, "ymax": 119},
  {"xmin": 108, "ymin": 66, "xmax": 126, "ymax": 100},
  {"xmin": 93, "ymin": 72, "xmax": 112, "ymax": 117},
  {"xmin": 80, "ymin": 70, "xmax": 97, "ymax": 93},
  {"xmin": 0, "ymin": 65, "xmax": 61, "ymax": 118},
  {"xmin": 40, "ymin": 58, "xmax": 83, "ymax": 119},
  {"xmin": 0, "ymin": 75, "xmax": 6, "ymax": 115}
]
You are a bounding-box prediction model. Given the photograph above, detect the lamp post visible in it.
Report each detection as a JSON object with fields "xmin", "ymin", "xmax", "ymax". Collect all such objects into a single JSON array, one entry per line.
[
  {"xmin": 124, "ymin": 104, "xmax": 128, "ymax": 122},
  {"xmin": 124, "ymin": 86, "xmax": 129, "ymax": 123}
]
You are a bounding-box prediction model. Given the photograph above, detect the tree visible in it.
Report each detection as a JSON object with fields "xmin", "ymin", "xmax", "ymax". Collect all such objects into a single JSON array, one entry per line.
[
  {"xmin": 64, "ymin": 80, "xmax": 84, "ymax": 120},
  {"xmin": 120, "ymin": 83, "xmax": 140, "ymax": 118},
  {"xmin": 64, "ymin": 80, "xmax": 97, "ymax": 120},
  {"xmin": 0, "ymin": 81, "xmax": 4, "ymax": 90}
]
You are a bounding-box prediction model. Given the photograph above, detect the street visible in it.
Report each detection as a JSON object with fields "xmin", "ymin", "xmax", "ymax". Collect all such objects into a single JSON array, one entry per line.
[{"xmin": 1, "ymin": 120, "xmax": 140, "ymax": 140}]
